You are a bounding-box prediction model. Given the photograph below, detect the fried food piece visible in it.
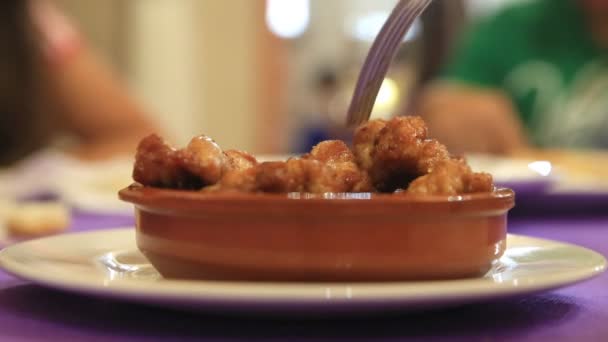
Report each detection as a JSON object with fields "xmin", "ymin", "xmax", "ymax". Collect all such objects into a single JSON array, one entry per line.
[
  {"xmin": 224, "ymin": 150, "xmax": 258, "ymax": 173},
  {"xmin": 305, "ymin": 140, "xmax": 374, "ymax": 192},
  {"xmin": 6, "ymin": 202, "xmax": 70, "ymax": 237},
  {"xmin": 306, "ymin": 140, "xmax": 355, "ymax": 164},
  {"xmin": 177, "ymin": 135, "xmax": 226, "ymax": 185},
  {"xmin": 208, "ymin": 159, "xmax": 316, "ymax": 193},
  {"xmin": 370, "ymin": 117, "xmax": 427, "ymax": 191},
  {"xmin": 354, "ymin": 117, "xmax": 450, "ymax": 192},
  {"xmin": 350, "ymin": 174, "xmax": 374, "ymax": 192},
  {"xmin": 303, "ymin": 155, "xmax": 370, "ymax": 193},
  {"xmin": 466, "ymin": 172, "xmax": 495, "ymax": 193},
  {"xmin": 255, "ymin": 160, "xmax": 311, "ymax": 193},
  {"xmin": 254, "ymin": 158, "xmax": 359, "ymax": 193},
  {"xmin": 205, "ymin": 160, "xmax": 313, "ymax": 193},
  {"xmin": 407, "ymin": 159, "xmax": 494, "ymax": 195},
  {"xmin": 133, "ymin": 134, "xmax": 200, "ymax": 189},
  {"xmin": 208, "ymin": 153, "xmax": 371, "ymax": 194},
  {"xmin": 418, "ymin": 139, "xmax": 451, "ymax": 174},
  {"xmin": 133, "ymin": 117, "xmax": 492, "ymax": 195},
  {"xmin": 205, "ymin": 167, "xmax": 258, "ymax": 193},
  {"xmin": 353, "ymin": 119, "xmax": 387, "ymax": 171},
  {"xmin": 407, "ymin": 159, "xmax": 468, "ymax": 195},
  {"xmin": 135, "ymin": 134, "xmax": 258, "ymax": 192}
]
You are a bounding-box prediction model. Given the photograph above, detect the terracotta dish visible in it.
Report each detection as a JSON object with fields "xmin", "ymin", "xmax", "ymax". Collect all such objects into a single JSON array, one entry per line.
[{"xmin": 119, "ymin": 184, "xmax": 514, "ymax": 282}]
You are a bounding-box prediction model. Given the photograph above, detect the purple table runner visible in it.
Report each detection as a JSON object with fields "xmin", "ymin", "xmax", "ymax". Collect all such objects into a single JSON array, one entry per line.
[{"xmin": 0, "ymin": 213, "xmax": 607, "ymax": 341}]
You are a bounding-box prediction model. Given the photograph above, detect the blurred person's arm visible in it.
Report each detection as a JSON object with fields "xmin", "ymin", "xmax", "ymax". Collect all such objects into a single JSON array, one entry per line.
[
  {"xmin": 29, "ymin": 0, "xmax": 158, "ymax": 160},
  {"xmin": 418, "ymin": 83, "xmax": 528, "ymax": 155},
  {"xmin": 417, "ymin": 9, "xmax": 529, "ymax": 155}
]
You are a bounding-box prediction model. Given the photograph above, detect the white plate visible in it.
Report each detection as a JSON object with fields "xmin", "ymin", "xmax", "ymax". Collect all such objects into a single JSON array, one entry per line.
[
  {"xmin": 466, "ymin": 153, "xmax": 608, "ymax": 194},
  {"xmin": 0, "ymin": 150, "xmax": 133, "ymax": 215},
  {"xmin": 0, "ymin": 228, "xmax": 605, "ymax": 315},
  {"xmin": 466, "ymin": 154, "xmax": 554, "ymax": 182}
]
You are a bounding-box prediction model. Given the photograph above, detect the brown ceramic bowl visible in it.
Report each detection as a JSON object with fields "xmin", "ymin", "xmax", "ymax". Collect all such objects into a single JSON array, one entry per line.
[{"xmin": 119, "ymin": 184, "xmax": 514, "ymax": 282}]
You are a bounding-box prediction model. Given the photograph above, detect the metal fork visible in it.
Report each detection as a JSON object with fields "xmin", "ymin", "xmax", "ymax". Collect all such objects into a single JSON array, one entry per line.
[{"xmin": 345, "ymin": 0, "xmax": 433, "ymax": 126}]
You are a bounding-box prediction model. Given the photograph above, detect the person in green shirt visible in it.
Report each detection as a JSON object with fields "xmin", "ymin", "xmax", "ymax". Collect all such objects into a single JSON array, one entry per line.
[{"xmin": 418, "ymin": 0, "xmax": 608, "ymax": 154}]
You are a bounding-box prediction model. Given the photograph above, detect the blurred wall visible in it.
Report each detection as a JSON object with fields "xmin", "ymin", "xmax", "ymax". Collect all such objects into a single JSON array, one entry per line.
[
  {"xmin": 126, "ymin": 0, "xmax": 202, "ymax": 146},
  {"xmin": 195, "ymin": 1, "xmax": 259, "ymax": 151}
]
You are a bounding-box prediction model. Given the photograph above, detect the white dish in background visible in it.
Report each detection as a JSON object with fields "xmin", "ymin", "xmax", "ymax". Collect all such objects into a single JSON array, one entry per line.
[
  {"xmin": 0, "ymin": 228, "xmax": 604, "ymax": 315},
  {"xmin": 0, "ymin": 150, "xmax": 134, "ymax": 215},
  {"xmin": 466, "ymin": 153, "xmax": 608, "ymax": 214},
  {"xmin": 55, "ymin": 157, "xmax": 134, "ymax": 215},
  {"xmin": 466, "ymin": 154, "xmax": 557, "ymax": 185},
  {"xmin": 0, "ymin": 151, "xmax": 295, "ymax": 215}
]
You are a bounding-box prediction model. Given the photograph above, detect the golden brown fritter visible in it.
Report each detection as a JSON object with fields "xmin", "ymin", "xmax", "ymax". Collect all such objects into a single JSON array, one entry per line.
[
  {"xmin": 176, "ymin": 135, "xmax": 226, "ymax": 185},
  {"xmin": 370, "ymin": 117, "xmax": 428, "ymax": 191},
  {"xmin": 134, "ymin": 135, "xmax": 258, "ymax": 191},
  {"xmin": 305, "ymin": 140, "xmax": 373, "ymax": 192},
  {"xmin": 223, "ymin": 150, "xmax": 258, "ymax": 173},
  {"xmin": 417, "ymin": 139, "xmax": 450, "ymax": 174},
  {"xmin": 407, "ymin": 159, "xmax": 494, "ymax": 195},
  {"xmin": 305, "ymin": 159, "xmax": 368, "ymax": 193},
  {"xmin": 354, "ymin": 116, "xmax": 450, "ymax": 192},
  {"xmin": 465, "ymin": 171, "xmax": 495, "ymax": 193},
  {"xmin": 133, "ymin": 134, "xmax": 201, "ymax": 189},
  {"xmin": 254, "ymin": 160, "xmax": 310, "ymax": 193},
  {"xmin": 204, "ymin": 168, "xmax": 258, "ymax": 193},
  {"xmin": 353, "ymin": 119, "xmax": 387, "ymax": 171},
  {"xmin": 253, "ymin": 158, "xmax": 359, "ymax": 193},
  {"xmin": 133, "ymin": 117, "xmax": 494, "ymax": 195},
  {"xmin": 306, "ymin": 140, "xmax": 355, "ymax": 164},
  {"xmin": 207, "ymin": 152, "xmax": 371, "ymax": 194},
  {"xmin": 207, "ymin": 159, "xmax": 321, "ymax": 193}
]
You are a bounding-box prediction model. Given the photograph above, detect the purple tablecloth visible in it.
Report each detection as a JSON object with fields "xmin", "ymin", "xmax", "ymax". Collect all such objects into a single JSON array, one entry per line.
[{"xmin": 0, "ymin": 211, "xmax": 607, "ymax": 342}]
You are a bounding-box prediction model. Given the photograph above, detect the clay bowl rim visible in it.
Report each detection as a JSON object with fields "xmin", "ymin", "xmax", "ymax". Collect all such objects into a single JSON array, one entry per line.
[{"xmin": 119, "ymin": 184, "xmax": 515, "ymax": 215}]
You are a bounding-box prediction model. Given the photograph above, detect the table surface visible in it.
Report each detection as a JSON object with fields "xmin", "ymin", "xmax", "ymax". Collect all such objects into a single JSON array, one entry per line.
[{"xmin": 0, "ymin": 211, "xmax": 607, "ymax": 342}]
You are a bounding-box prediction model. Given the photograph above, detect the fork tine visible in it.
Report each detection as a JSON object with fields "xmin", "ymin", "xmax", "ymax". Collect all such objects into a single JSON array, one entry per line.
[
  {"xmin": 346, "ymin": 0, "xmax": 433, "ymax": 126},
  {"xmin": 348, "ymin": 0, "xmax": 431, "ymax": 126},
  {"xmin": 352, "ymin": 5, "xmax": 420, "ymax": 122},
  {"xmin": 362, "ymin": 2, "xmax": 412, "ymax": 75}
]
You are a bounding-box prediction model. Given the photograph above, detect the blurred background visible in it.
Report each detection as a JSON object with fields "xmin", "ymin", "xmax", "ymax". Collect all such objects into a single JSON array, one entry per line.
[
  {"xmin": 52, "ymin": 0, "xmax": 517, "ymax": 153},
  {"xmin": 1, "ymin": 0, "xmax": 607, "ymax": 237}
]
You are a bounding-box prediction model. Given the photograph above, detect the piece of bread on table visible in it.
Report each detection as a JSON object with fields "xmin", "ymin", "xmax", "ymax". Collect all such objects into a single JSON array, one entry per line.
[{"xmin": 5, "ymin": 202, "xmax": 70, "ymax": 237}]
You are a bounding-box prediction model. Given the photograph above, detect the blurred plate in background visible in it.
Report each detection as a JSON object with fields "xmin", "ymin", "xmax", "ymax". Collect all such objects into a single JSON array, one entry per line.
[
  {"xmin": 467, "ymin": 150, "xmax": 608, "ymax": 215},
  {"xmin": 0, "ymin": 150, "xmax": 133, "ymax": 215}
]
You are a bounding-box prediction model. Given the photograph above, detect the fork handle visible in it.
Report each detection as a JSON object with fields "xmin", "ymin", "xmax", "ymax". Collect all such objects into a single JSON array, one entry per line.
[{"xmin": 346, "ymin": 0, "xmax": 433, "ymax": 126}]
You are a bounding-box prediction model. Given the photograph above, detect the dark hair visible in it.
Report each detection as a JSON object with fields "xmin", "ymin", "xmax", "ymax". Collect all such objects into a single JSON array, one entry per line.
[{"xmin": 0, "ymin": 1, "xmax": 50, "ymax": 165}]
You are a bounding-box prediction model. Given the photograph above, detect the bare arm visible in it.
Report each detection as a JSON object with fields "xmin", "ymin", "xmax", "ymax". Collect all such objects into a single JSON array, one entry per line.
[
  {"xmin": 416, "ymin": 82, "xmax": 529, "ymax": 155},
  {"xmin": 30, "ymin": 0, "xmax": 159, "ymax": 160}
]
